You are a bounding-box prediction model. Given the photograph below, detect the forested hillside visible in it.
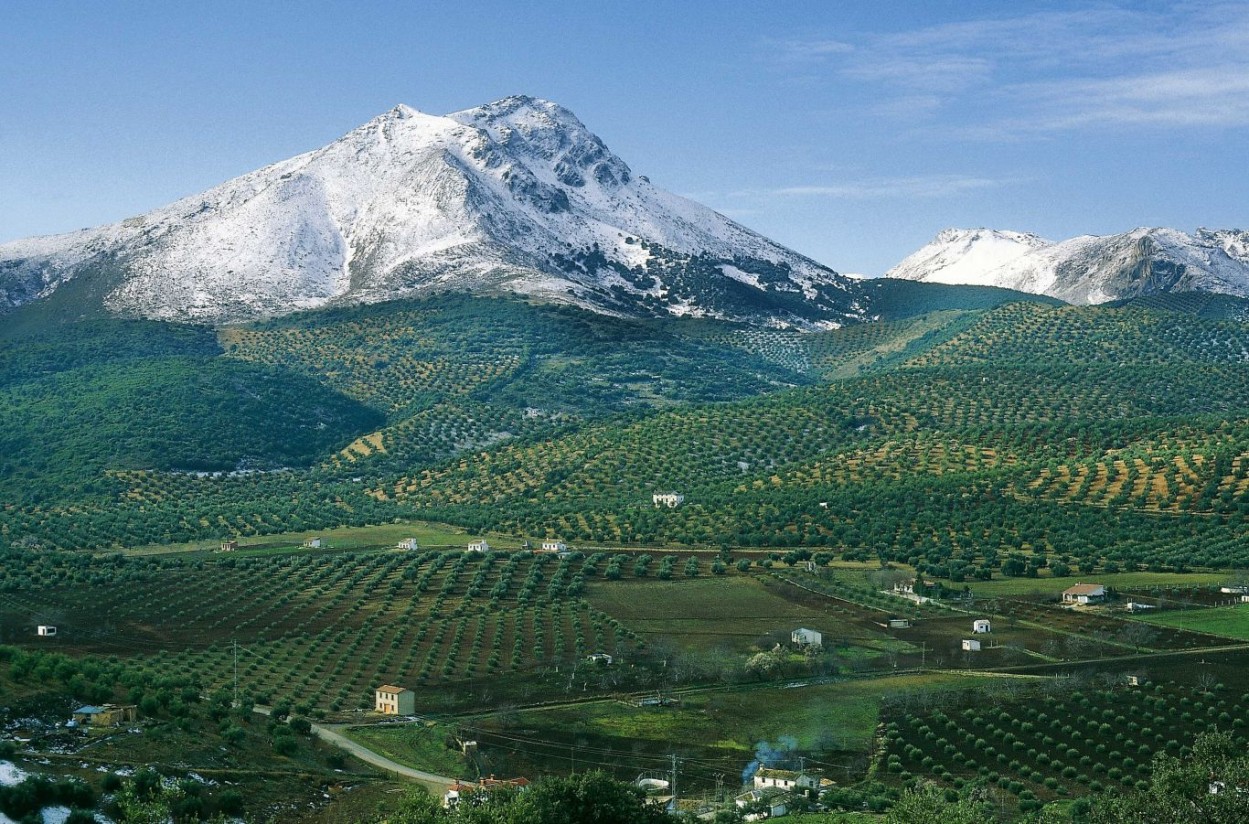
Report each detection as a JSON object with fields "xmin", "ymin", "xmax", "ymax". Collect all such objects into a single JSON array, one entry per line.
[{"xmin": 3, "ymin": 293, "xmax": 1249, "ymax": 579}]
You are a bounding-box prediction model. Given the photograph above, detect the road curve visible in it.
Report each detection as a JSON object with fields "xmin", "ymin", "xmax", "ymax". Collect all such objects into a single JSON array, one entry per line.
[{"xmin": 253, "ymin": 706, "xmax": 458, "ymax": 791}]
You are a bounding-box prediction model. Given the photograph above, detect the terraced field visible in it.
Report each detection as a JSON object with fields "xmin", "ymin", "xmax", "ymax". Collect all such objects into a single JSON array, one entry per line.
[
  {"xmin": 0, "ymin": 548, "xmax": 645, "ymax": 711},
  {"xmin": 910, "ymin": 302, "xmax": 1249, "ymax": 367},
  {"xmin": 881, "ymin": 680, "xmax": 1249, "ymax": 813},
  {"xmin": 1023, "ymin": 424, "xmax": 1249, "ymax": 513},
  {"xmin": 7, "ymin": 295, "xmax": 1249, "ymax": 588}
]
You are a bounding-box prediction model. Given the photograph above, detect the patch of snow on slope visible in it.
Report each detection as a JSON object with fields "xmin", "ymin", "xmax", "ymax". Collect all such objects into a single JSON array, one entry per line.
[
  {"xmin": 720, "ymin": 264, "xmax": 763, "ymax": 290},
  {"xmin": 0, "ymin": 761, "xmax": 27, "ymax": 786}
]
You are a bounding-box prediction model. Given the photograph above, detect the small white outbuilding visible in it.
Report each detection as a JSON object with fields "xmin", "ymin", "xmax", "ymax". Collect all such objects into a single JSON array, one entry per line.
[
  {"xmin": 973, "ymin": 619, "xmax": 991, "ymax": 633},
  {"xmin": 962, "ymin": 639, "xmax": 981, "ymax": 652},
  {"xmin": 791, "ymin": 627, "xmax": 822, "ymax": 647}
]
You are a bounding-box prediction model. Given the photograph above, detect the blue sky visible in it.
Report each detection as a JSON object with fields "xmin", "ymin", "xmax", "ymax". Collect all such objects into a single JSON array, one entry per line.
[{"xmin": 2, "ymin": 0, "xmax": 1246, "ymax": 274}]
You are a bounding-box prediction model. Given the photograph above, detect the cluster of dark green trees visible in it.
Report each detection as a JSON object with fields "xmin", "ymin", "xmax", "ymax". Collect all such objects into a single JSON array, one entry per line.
[{"xmin": 378, "ymin": 772, "xmax": 671, "ymax": 824}]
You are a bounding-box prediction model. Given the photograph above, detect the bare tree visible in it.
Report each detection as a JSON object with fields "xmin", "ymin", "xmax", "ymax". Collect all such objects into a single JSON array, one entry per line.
[{"xmin": 1119, "ymin": 622, "xmax": 1159, "ymax": 652}]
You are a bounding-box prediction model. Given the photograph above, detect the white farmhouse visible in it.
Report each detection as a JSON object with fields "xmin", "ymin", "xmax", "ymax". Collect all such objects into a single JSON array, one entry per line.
[
  {"xmin": 397, "ymin": 538, "xmax": 420, "ymax": 551},
  {"xmin": 735, "ymin": 789, "xmax": 788, "ymax": 820},
  {"xmin": 540, "ymin": 540, "xmax": 567, "ymax": 553},
  {"xmin": 1062, "ymin": 583, "xmax": 1106, "ymax": 604},
  {"xmin": 754, "ymin": 768, "xmax": 827, "ymax": 791},
  {"xmin": 791, "ymin": 627, "xmax": 822, "ymax": 647},
  {"xmin": 467, "ymin": 540, "xmax": 490, "ymax": 553},
  {"xmin": 375, "ymin": 684, "xmax": 415, "ymax": 715},
  {"xmin": 652, "ymin": 492, "xmax": 685, "ymax": 508}
]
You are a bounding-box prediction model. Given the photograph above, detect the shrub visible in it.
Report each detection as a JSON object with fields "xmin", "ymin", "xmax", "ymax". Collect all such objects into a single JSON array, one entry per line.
[{"xmin": 218, "ymin": 789, "xmax": 245, "ymax": 815}]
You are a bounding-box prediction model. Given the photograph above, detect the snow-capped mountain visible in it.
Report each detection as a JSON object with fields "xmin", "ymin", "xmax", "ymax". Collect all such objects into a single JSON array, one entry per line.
[
  {"xmin": 885, "ymin": 229, "xmax": 1052, "ymax": 287},
  {"xmin": 887, "ymin": 227, "xmax": 1249, "ymax": 304},
  {"xmin": 0, "ymin": 96, "xmax": 862, "ymax": 327}
]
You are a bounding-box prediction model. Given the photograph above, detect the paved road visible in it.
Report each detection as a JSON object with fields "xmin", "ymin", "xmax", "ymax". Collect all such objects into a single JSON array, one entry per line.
[{"xmin": 254, "ymin": 706, "xmax": 458, "ymax": 791}]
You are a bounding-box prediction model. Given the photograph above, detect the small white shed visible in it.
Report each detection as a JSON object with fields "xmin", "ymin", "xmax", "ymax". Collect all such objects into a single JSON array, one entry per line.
[
  {"xmin": 973, "ymin": 619, "xmax": 991, "ymax": 633},
  {"xmin": 962, "ymin": 639, "xmax": 981, "ymax": 652},
  {"xmin": 791, "ymin": 627, "xmax": 822, "ymax": 647},
  {"xmin": 37, "ymin": 625, "xmax": 57, "ymax": 637}
]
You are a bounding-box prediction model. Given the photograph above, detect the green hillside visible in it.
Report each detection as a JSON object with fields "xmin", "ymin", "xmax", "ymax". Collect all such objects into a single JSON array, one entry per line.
[
  {"xmin": 4, "ymin": 294, "xmax": 1249, "ymax": 577},
  {"xmin": 0, "ymin": 321, "xmax": 383, "ymax": 510},
  {"xmin": 8, "ymin": 291, "xmax": 1249, "ymax": 823}
]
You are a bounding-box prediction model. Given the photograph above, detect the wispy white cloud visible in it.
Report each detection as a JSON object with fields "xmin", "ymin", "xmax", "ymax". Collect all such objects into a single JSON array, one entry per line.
[
  {"xmin": 773, "ymin": 2, "xmax": 1249, "ymax": 135},
  {"xmin": 1021, "ymin": 66, "xmax": 1249, "ymax": 129},
  {"xmin": 841, "ymin": 55, "xmax": 992, "ymax": 95},
  {"xmin": 734, "ymin": 174, "xmax": 1020, "ymax": 200},
  {"xmin": 776, "ymin": 38, "xmax": 855, "ymax": 62}
]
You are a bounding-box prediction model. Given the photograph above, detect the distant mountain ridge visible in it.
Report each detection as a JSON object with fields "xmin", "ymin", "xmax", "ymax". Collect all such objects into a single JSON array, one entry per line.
[
  {"xmin": 0, "ymin": 96, "xmax": 864, "ymax": 328},
  {"xmin": 887, "ymin": 226, "xmax": 1249, "ymax": 304}
]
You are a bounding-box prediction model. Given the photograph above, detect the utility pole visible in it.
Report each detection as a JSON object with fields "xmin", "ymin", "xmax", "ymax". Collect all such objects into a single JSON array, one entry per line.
[
  {"xmin": 670, "ymin": 754, "xmax": 678, "ymax": 813},
  {"xmin": 233, "ymin": 640, "xmax": 239, "ymax": 706}
]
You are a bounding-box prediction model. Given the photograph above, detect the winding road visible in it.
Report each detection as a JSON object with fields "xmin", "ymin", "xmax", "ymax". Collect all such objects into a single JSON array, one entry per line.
[{"xmin": 253, "ymin": 706, "xmax": 457, "ymax": 791}]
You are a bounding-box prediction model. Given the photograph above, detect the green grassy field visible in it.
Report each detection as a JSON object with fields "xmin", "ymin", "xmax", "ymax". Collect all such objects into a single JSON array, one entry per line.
[
  {"xmin": 455, "ymin": 670, "xmax": 984, "ymax": 793},
  {"xmin": 342, "ymin": 721, "xmax": 470, "ymax": 781},
  {"xmin": 964, "ymin": 571, "xmax": 1230, "ymax": 598},
  {"xmin": 495, "ymin": 671, "xmax": 979, "ymax": 754},
  {"xmin": 1134, "ymin": 603, "xmax": 1249, "ymax": 640},
  {"xmin": 118, "ymin": 520, "xmax": 481, "ymax": 556},
  {"xmin": 586, "ymin": 575, "xmax": 900, "ymax": 654}
]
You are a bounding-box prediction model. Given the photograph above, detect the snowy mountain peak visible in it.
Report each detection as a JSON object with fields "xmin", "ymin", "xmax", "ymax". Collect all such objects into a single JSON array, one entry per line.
[
  {"xmin": 450, "ymin": 96, "xmax": 631, "ymax": 190},
  {"xmin": 373, "ymin": 103, "xmax": 421, "ymax": 121},
  {"xmin": 932, "ymin": 227, "xmax": 1047, "ymax": 246},
  {"xmin": 0, "ymin": 96, "xmax": 860, "ymax": 327},
  {"xmin": 887, "ymin": 226, "xmax": 1249, "ymax": 304},
  {"xmin": 1196, "ymin": 227, "xmax": 1249, "ymax": 262},
  {"xmin": 886, "ymin": 228, "xmax": 1052, "ymax": 288}
]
